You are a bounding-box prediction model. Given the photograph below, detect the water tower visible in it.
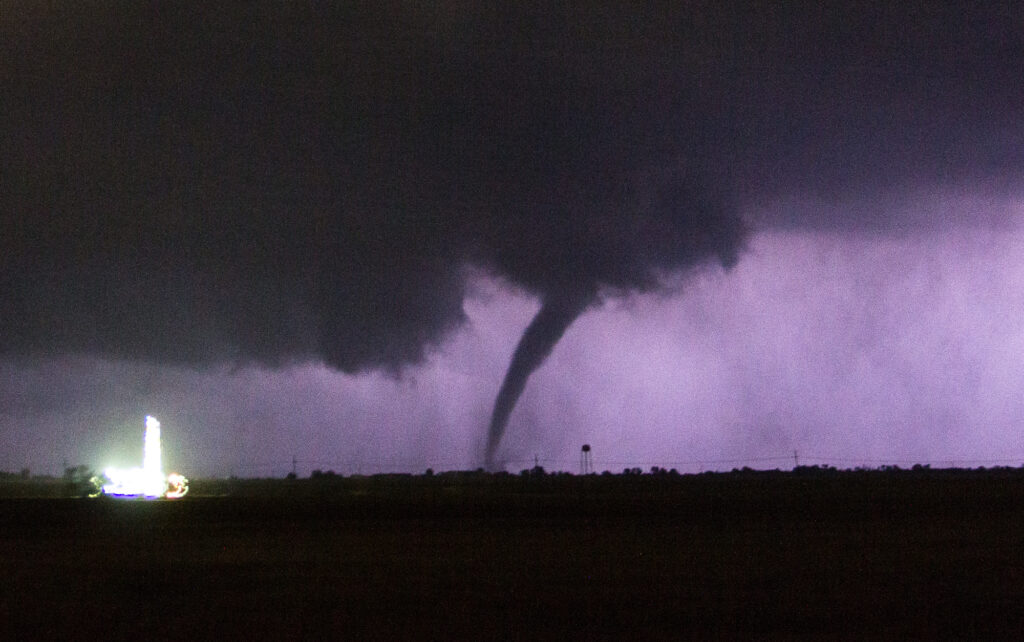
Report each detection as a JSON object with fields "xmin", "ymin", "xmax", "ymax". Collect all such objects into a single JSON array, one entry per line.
[{"xmin": 580, "ymin": 444, "xmax": 592, "ymax": 475}]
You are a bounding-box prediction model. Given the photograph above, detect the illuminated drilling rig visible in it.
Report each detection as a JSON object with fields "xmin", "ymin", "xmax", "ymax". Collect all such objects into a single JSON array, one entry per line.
[{"xmin": 93, "ymin": 415, "xmax": 188, "ymax": 499}]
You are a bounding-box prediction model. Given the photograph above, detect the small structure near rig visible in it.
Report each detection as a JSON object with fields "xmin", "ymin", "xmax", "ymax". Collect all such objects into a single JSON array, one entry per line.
[
  {"xmin": 580, "ymin": 444, "xmax": 593, "ymax": 475},
  {"xmin": 93, "ymin": 415, "xmax": 188, "ymax": 499}
]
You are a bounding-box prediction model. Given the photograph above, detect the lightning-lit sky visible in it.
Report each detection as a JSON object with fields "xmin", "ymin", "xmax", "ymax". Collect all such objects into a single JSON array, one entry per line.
[{"xmin": 2, "ymin": 3, "xmax": 1023, "ymax": 476}]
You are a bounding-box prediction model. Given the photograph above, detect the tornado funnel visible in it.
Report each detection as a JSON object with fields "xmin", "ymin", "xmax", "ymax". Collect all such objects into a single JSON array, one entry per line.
[{"xmin": 485, "ymin": 294, "xmax": 591, "ymax": 468}]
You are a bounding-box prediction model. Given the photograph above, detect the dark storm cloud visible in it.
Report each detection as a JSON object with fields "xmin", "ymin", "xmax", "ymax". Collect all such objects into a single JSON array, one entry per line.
[{"xmin": 1, "ymin": 1, "xmax": 1021, "ymax": 373}]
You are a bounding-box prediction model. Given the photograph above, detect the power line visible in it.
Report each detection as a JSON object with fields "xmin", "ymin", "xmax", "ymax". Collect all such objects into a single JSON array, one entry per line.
[
  {"xmin": 228, "ymin": 452, "xmax": 1024, "ymax": 476},
  {"xmin": 802, "ymin": 455, "xmax": 1024, "ymax": 466}
]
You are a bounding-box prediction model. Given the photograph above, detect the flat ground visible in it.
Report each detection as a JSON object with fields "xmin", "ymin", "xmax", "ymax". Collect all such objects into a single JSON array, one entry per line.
[{"xmin": 3, "ymin": 471, "xmax": 1024, "ymax": 639}]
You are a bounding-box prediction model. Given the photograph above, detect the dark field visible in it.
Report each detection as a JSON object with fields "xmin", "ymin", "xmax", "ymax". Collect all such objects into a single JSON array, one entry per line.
[{"xmin": 4, "ymin": 471, "xmax": 1024, "ymax": 639}]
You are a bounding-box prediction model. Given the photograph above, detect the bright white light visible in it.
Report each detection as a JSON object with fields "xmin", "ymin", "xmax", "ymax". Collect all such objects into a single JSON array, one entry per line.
[
  {"xmin": 102, "ymin": 465, "xmax": 166, "ymax": 499},
  {"xmin": 143, "ymin": 415, "xmax": 161, "ymax": 476},
  {"xmin": 98, "ymin": 415, "xmax": 188, "ymax": 499}
]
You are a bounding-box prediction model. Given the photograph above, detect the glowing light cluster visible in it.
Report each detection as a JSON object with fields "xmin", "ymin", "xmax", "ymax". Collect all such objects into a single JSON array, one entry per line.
[
  {"xmin": 96, "ymin": 415, "xmax": 189, "ymax": 499},
  {"xmin": 102, "ymin": 465, "xmax": 167, "ymax": 498}
]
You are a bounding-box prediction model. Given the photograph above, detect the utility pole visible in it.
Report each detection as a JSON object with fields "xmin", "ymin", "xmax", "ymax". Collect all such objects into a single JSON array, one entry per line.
[
  {"xmin": 793, "ymin": 450, "xmax": 799, "ymax": 469},
  {"xmin": 292, "ymin": 455, "xmax": 297, "ymax": 477}
]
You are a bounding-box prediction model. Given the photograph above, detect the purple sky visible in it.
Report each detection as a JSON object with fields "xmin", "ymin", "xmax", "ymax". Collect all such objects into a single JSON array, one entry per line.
[
  {"xmin": 3, "ymin": 4, "xmax": 1024, "ymax": 477},
  {"xmin": 4, "ymin": 190, "xmax": 1022, "ymax": 477}
]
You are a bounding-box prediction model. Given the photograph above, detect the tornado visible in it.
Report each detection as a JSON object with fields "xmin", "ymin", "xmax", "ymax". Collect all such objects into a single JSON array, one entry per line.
[{"xmin": 485, "ymin": 293, "xmax": 592, "ymax": 468}]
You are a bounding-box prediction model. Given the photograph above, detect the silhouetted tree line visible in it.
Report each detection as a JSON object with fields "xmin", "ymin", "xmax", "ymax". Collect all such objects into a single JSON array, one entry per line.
[{"xmin": 5, "ymin": 461, "xmax": 1024, "ymax": 499}]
